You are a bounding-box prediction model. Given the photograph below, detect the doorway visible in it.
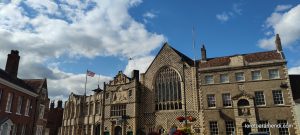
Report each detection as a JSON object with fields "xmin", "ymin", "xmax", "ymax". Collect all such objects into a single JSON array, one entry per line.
[
  {"xmin": 114, "ymin": 126, "xmax": 122, "ymax": 135},
  {"xmin": 94, "ymin": 124, "xmax": 100, "ymax": 135},
  {"xmin": 242, "ymin": 122, "xmax": 251, "ymax": 135}
]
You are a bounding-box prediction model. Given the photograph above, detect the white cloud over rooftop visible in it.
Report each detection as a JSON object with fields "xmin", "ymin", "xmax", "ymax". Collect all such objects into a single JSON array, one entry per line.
[{"xmin": 0, "ymin": 0, "xmax": 165, "ymax": 100}]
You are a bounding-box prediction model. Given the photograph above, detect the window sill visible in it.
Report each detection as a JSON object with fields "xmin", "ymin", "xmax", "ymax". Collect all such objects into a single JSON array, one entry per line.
[{"xmin": 5, "ymin": 111, "xmax": 12, "ymax": 114}]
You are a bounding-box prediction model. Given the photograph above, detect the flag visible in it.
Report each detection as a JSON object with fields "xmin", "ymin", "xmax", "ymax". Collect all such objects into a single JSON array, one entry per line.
[{"xmin": 87, "ymin": 70, "xmax": 95, "ymax": 77}]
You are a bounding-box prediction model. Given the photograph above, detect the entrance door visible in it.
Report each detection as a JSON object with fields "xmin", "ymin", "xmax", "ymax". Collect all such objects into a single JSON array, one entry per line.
[
  {"xmin": 242, "ymin": 122, "xmax": 251, "ymax": 135},
  {"xmin": 95, "ymin": 124, "xmax": 100, "ymax": 135},
  {"xmin": 114, "ymin": 126, "xmax": 122, "ymax": 135}
]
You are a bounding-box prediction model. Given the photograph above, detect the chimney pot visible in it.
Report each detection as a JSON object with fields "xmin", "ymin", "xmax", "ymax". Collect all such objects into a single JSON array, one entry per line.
[
  {"xmin": 201, "ymin": 44, "xmax": 207, "ymax": 61},
  {"xmin": 5, "ymin": 50, "xmax": 20, "ymax": 78},
  {"xmin": 276, "ymin": 34, "xmax": 283, "ymax": 52}
]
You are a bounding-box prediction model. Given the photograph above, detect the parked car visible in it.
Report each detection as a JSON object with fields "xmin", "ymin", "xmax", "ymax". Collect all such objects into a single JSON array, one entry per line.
[{"xmin": 248, "ymin": 132, "xmax": 270, "ymax": 135}]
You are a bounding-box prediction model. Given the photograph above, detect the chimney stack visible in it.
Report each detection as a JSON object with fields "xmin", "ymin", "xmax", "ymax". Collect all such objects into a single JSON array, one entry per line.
[
  {"xmin": 57, "ymin": 100, "xmax": 63, "ymax": 108},
  {"xmin": 5, "ymin": 50, "xmax": 20, "ymax": 78},
  {"xmin": 201, "ymin": 44, "xmax": 207, "ymax": 61},
  {"xmin": 131, "ymin": 70, "xmax": 139, "ymax": 81},
  {"xmin": 275, "ymin": 34, "xmax": 283, "ymax": 52},
  {"xmin": 50, "ymin": 101, "xmax": 55, "ymax": 110}
]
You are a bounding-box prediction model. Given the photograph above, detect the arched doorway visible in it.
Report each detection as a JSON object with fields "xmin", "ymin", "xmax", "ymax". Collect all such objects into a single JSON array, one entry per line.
[
  {"xmin": 114, "ymin": 126, "xmax": 122, "ymax": 135},
  {"xmin": 242, "ymin": 122, "xmax": 251, "ymax": 135},
  {"xmin": 94, "ymin": 124, "xmax": 101, "ymax": 135}
]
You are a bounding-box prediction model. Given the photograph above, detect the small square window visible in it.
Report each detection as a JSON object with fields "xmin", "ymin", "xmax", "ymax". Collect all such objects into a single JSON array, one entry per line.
[
  {"xmin": 205, "ymin": 75, "xmax": 214, "ymax": 84},
  {"xmin": 235, "ymin": 72, "xmax": 245, "ymax": 82},
  {"xmin": 220, "ymin": 74, "xmax": 229, "ymax": 83},
  {"xmin": 252, "ymin": 70, "xmax": 262, "ymax": 80},
  {"xmin": 269, "ymin": 69, "xmax": 280, "ymax": 79}
]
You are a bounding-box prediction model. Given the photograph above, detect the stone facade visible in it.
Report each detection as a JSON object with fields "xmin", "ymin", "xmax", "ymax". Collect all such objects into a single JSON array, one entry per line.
[
  {"xmin": 60, "ymin": 71, "xmax": 139, "ymax": 135},
  {"xmin": 60, "ymin": 34, "xmax": 299, "ymax": 135}
]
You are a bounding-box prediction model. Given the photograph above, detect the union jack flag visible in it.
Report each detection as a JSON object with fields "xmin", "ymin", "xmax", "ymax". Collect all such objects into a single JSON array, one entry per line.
[{"xmin": 87, "ymin": 70, "xmax": 95, "ymax": 77}]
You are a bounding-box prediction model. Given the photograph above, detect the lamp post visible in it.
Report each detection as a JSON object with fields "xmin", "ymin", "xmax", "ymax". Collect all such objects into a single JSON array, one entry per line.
[{"xmin": 181, "ymin": 59, "xmax": 188, "ymax": 128}]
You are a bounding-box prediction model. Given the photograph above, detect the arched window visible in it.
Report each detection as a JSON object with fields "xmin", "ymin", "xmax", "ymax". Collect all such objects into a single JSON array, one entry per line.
[
  {"xmin": 155, "ymin": 67, "xmax": 182, "ymax": 110},
  {"xmin": 238, "ymin": 99, "xmax": 250, "ymax": 107},
  {"xmin": 237, "ymin": 99, "xmax": 250, "ymax": 116}
]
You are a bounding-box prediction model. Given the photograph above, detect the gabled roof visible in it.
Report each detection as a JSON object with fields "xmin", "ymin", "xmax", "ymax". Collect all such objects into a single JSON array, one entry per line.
[
  {"xmin": 144, "ymin": 42, "xmax": 195, "ymax": 74},
  {"xmin": 170, "ymin": 46, "xmax": 194, "ymax": 66},
  {"xmin": 23, "ymin": 79, "xmax": 46, "ymax": 93},
  {"xmin": 0, "ymin": 69, "xmax": 34, "ymax": 92},
  {"xmin": 199, "ymin": 50, "xmax": 283, "ymax": 68}
]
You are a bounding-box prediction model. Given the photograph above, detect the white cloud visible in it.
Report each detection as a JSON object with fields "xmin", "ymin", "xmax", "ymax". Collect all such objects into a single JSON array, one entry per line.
[
  {"xmin": 216, "ymin": 3, "xmax": 242, "ymax": 22},
  {"xmin": 143, "ymin": 12, "xmax": 156, "ymax": 19},
  {"xmin": 124, "ymin": 56, "xmax": 155, "ymax": 76},
  {"xmin": 0, "ymin": 0, "xmax": 165, "ymax": 101},
  {"xmin": 275, "ymin": 4, "xmax": 293, "ymax": 12},
  {"xmin": 289, "ymin": 66, "xmax": 300, "ymax": 74},
  {"xmin": 216, "ymin": 12, "xmax": 229, "ymax": 22},
  {"xmin": 258, "ymin": 4, "xmax": 300, "ymax": 49}
]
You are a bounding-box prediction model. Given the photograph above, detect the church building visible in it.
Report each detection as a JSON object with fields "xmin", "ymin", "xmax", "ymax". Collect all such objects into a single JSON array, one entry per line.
[{"xmin": 60, "ymin": 34, "xmax": 299, "ymax": 135}]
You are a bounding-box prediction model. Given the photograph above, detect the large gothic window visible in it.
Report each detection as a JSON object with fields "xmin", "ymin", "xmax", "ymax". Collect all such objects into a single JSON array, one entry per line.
[{"xmin": 155, "ymin": 67, "xmax": 182, "ymax": 110}]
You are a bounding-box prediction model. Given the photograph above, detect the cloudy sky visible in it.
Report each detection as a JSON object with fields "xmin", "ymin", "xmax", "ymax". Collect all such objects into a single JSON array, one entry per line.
[{"xmin": 0, "ymin": 0, "xmax": 299, "ymax": 101}]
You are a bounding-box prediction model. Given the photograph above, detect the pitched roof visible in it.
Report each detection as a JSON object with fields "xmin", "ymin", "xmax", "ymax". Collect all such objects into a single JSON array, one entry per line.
[
  {"xmin": 199, "ymin": 50, "xmax": 283, "ymax": 68},
  {"xmin": 170, "ymin": 46, "xmax": 195, "ymax": 66},
  {"xmin": 0, "ymin": 69, "xmax": 35, "ymax": 92},
  {"xmin": 23, "ymin": 79, "xmax": 45, "ymax": 92}
]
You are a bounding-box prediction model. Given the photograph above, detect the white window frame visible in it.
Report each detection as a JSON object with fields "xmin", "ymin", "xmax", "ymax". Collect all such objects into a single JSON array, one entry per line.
[
  {"xmin": 273, "ymin": 90, "xmax": 284, "ymax": 105},
  {"xmin": 36, "ymin": 125, "xmax": 43, "ymax": 135},
  {"xmin": 220, "ymin": 73, "xmax": 229, "ymax": 83},
  {"xmin": 258, "ymin": 120, "xmax": 270, "ymax": 133},
  {"xmin": 5, "ymin": 92, "xmax": 13, "ymax": 113},
  {"xmin": 21, "ymin": 125, "xmax": 25, "ymax": 135},
  {"xmin": 225, "ymin": 121, "xmax": 235, "ymax": 135},
  {"xmin": 39, "ymin": 104, "xmax": 45, "ymax": 119},
  {"xmin": 277, "ymin": 120, "xmax": 289, "ymax": 135},
  {"xmin": 207, "ymin": 94, "xmax": 216, "ymax": 108},
  {"xmin": 254, "ymin": 91, "xmax": 266, "ymax": 106},
  {"xmin": 235, "ymin": 72, "xmax": 245, "ymax": 82},
  {"xmin": 24, "ymin": 99, "xmax": 30, "ymax": 116},
  {"xmin": 252, "ymin": 70, "xmax": 262, "ymax": 80},
  {"xmin": 222, "ymin": 93, "xmax": 232, "ymax": 107},
  {"xmin": 269, "ymin": 69, "xmax": 280, "ymax": 79},
  {"xmin": 205, "ymin": 75, "xmax": 214, "ymax": 84},
  {"xmin": 209, "ymin": 121, "xmax": 219, "ymax": 135},
  {"xmin": 16, "ymin": 96, "xmax": 23, "ymax": 115}
]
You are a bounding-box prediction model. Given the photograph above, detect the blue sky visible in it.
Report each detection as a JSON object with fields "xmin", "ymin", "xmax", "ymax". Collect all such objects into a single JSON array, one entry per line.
[{"xmin": 0, "ymin": 0, "xmax": 299, "ymax": 101}]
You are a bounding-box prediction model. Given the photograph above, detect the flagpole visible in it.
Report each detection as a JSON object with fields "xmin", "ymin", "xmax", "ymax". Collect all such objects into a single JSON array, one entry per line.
[{"xmin": 84, "ymin": 69, "xmax": 88, "ymax": 96}]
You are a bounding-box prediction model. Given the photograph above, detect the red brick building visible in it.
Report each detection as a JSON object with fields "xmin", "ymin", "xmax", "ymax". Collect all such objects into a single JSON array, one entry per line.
[
  {"xmin": 24, "ymin": 79, "xmax": 50, "ymax": 135},
  {"xmin": 0, "ymin": 50, "xmax": 51, "ymax": 135},
  {"xmin": 0, "ymin": 50, "xmax": 38, "ymax": 135}
]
